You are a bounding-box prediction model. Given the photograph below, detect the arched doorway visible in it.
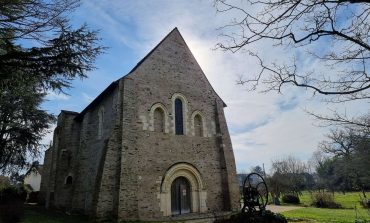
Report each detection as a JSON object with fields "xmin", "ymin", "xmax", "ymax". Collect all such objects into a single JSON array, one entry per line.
[
  {"xmin": 159, "ymin": 163, "xmax": 207, "ymax": 216},
  {"xmin": 171, "ymin": 177, "xmax": 191, "ymax": 215}
]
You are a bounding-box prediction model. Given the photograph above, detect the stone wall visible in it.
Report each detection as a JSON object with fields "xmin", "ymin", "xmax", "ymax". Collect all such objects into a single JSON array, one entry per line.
[
  {"xmin": 41, "ymin": 87, "xmax": 121, "ymax": 217},
  {"xmin": 43, "ymin": 112, "xmax": 80, "ymax": 209},
  {"xmin": 117, "ymin": 28, "xmax": 240, "ymax": 221},
  {"xmin": 41, "ymin": 28, "xmax": 240, "ymax": 222},
  {"xmin": 40, "ymin": 147, "xmax": 52, "ymax": 206},
  {"xmin": 71, "ymin": 87, "xmax": 120, "ymax": 215},
  {"xmin": 93, "ymin": 82, "xmax": 123, "ymax": 221}
]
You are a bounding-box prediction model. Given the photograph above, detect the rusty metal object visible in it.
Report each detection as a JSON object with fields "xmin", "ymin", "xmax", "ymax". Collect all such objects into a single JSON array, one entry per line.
[{"xmin": 241, "ymin": 172, "xmax": 268, "ymax": 215}]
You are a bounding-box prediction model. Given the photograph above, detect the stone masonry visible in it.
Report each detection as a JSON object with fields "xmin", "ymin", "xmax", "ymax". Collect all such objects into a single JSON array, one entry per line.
[{"xmin": 40, "ymin": 28, "xmax": 240, "ymax": 222}]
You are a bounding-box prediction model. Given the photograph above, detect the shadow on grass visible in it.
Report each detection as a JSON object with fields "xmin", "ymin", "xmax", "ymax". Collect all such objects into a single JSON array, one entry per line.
[{"xmin": 21, "ymin": 205, "xmax": 89, "ymax": 223}]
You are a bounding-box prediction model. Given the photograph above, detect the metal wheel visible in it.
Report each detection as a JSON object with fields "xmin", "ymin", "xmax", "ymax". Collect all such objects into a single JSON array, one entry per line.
[{"xmin": 241, "ymin": 172, "xmax": 268, "ymax": 213}]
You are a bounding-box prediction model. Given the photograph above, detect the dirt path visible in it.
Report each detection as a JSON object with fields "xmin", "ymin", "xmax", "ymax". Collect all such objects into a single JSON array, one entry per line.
[{"xmin": 266, "ymin": 205, "xmax": 304, "ymax": 213}]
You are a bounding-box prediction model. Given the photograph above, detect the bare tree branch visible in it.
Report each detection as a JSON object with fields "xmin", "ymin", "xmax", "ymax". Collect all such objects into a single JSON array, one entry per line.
[
  {"xmin": 216, "ymin": 0, "xmax": 370, "ymax": 127},
  {"xmin": 215, "ymin": 0, "xmax": 370, "ymax": 99}
]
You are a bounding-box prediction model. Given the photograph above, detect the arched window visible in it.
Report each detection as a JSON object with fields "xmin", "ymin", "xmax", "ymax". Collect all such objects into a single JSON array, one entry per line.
[
  {"xmin": 175, "ymin": 99, "xmax": 183, "ymax": 135},
  {"xmin": 98, "ymin": 107, "xmax": 104, "ymax": 139},
  {"xmin": 194, "ymin": 114, "xmax": 203, "ymax": 137},
  {"xmin": 154, "ymin": 107, "xmax": 165, "ymax": 132},
  {"xmin": 66, "ymin": 176, "xmax": 73, "ymax": 185}
]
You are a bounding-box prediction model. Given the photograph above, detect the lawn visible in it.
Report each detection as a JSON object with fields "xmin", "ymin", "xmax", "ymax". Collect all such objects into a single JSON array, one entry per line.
[
  {"xmin": 295, "ymin": 191, "xmax": 370, "ymax": 209},
  {"xmin": 20, "ymin": 205, "xmax": 89, "ymax": 223},
  {"xmin": 281, "ymin": 191, "xmax": 370, "ymax": 223},
  {"xmin": 18, "ymin": 192, "xmax": 370, "ymax": 223},
  {"xmin": 283, "ymin": 207, "xmax": 370, "ymax": 223}
]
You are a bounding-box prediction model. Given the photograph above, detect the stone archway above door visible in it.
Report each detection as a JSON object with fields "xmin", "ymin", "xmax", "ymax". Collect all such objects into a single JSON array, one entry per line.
[{"xmin": 159, "ymin": 163, "xmax": 207, "ymax": 216}]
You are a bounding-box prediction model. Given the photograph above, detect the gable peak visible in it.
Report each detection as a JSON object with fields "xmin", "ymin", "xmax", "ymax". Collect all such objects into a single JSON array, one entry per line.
[{"xmin": 127, "ymin": 27, "xmax": 186, "ymax": 74}]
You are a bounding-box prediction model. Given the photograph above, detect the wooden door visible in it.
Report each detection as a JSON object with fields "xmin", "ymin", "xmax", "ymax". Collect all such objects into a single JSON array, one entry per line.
[{"xmin": 171, "ymin": 177, "xmax": 191, "ymax": 215}]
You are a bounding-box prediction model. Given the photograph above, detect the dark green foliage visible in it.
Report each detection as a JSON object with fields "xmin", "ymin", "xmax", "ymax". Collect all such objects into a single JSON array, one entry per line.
[
  {"xmin": 316, "ymin": 158, "xmax": 342, "ymax": 192},
  {"xmin": 0, "ymin": 0, "xmax": 103, "ymax": 172},
  {"xmin": 317, "ymin": 124, "xmax": 370, "ymax": 193},
  {"xmin": 282, "ymin": 194, "xmax": 300, "ymax": 204},
  {"xmin": 361, "ymin": 199, "xmax": 370, "ymax": 208},
  {"xmin": 0, "ymin": 26, "xmax": 103, "ymax": 91},
  {"xmin": 215, "ymin": 210, "xmax": 288, "ymax": 223},
  {"xmin": 0, "ymin": 0, "xmax": 104, "ymax": 91},
  {"xmin": 0, "ymin": 186, "xmax": 25, "ymax": 223},
  {"xmin": 0, "ymin": 78, "xmax": 55, "ymax": 172},
  {"xmin": 311, "ymin": 192, "xmax": 342, "ymax": 209}
]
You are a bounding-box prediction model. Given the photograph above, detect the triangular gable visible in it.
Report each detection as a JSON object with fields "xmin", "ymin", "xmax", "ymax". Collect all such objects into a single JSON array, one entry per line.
[
  {"xmin": 124, "ymin": 27, "xmax": 227, "ymax": 107},
  {"xmin": 73, "ymin": 27, "xmax": 227, "ymax": 121}
]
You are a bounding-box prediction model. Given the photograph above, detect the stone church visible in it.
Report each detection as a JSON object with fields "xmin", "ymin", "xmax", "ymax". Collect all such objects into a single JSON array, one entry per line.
[{"xmin": 40, "ymin": 28, "xmax": 239, "ymax": 222}]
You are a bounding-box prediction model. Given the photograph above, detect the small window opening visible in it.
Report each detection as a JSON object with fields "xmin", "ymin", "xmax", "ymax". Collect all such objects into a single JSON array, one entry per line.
[
  {"xmin": 154, "ymin": 108, "xmax": 165, "ymax": 132},
  {"xmin": 194, "ymin": 114, "xmax": 203, "ymax": 137},
  {"xmin": 98, "ymin": 107, "xmax": 104, "ymax": 139},
  {"xmin": 66, "ymin": 176, "xmax": 73, "ymax": 185},
  {"xmin": 175, "ymin": 99, "xmax": 183, "ymax": 135}
]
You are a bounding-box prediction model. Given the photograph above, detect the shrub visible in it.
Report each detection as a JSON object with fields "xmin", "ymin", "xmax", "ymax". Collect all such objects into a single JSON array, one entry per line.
[
  {"xmin": 282, "ymin": 194, "xmax": 300, "ymax": 204},
  {"xmin": 271, "ymin": 196, "xmax": 280, "ymax": 205},
  {"xmin": 0, "ymin": 187, "xmax": 25, "ymax": 223},
  {"xmin": 214, "ymin": 210, "xmax": 288, "ymax": 223},
  {"xmin": 361, "ymin": 199, "xmax": 370, "ymax": 208},
  {"xmin": 311, "ymin": 192, "xmax": 342, "ymax": 209}
]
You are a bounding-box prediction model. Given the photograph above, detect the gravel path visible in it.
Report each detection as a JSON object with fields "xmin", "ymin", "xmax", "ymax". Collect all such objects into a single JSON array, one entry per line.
[{"xmin": 266, "ymin": 205, "xmax": 304, "ymax": 213}]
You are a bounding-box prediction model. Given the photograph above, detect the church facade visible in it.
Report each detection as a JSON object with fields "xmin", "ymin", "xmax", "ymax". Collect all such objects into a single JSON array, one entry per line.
[{"xmin": 40, "ymin": 28, "xmax": 239, "ymax": 222}]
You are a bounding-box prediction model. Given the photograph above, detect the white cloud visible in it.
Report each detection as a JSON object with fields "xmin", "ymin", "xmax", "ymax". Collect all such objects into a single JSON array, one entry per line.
[
  {"xmin": 41, "ymin": 124, "xmax": 56, "ymax": 146},
  {"xmin": 45, "ymin": 91, "xmax": 70, "ymax": 101}
]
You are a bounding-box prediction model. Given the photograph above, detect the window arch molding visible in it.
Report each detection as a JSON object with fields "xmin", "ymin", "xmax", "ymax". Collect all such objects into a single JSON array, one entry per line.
[
  {"xmin": 171, "ymin": 93, "xmax": 189, "ymax": 135},
  {"xmin": 191, "ymin": 111, "xmax": 207, "ymax": 137},
  {"xmin": 149, "ymin": 103, "xmax": 169, "ymax": 133}
]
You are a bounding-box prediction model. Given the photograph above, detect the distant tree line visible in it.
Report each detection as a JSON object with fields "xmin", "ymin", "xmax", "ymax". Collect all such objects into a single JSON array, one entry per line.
[
  {"xmin": 315, "ymin": 117, "xmax": 370, "ymax": 195},
  {"xmin": 245, "ymin": 116, "xmax": 369, "ymax": 204}
]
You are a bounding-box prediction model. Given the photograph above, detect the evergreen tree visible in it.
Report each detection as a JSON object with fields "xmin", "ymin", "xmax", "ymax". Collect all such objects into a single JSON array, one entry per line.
[{"xmin": 0, "ymin": 0, "xmax": 103, "ymax": 172}]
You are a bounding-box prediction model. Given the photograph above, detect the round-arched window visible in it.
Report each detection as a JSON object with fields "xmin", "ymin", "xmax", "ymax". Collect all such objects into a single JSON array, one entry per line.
[
  {"xmin": 65, "ymin": 176, "xmax": 73, "ymax": 185},
  {"xmin": 175, "ymin": 99, "xmax": 183, "ymax": 135}
]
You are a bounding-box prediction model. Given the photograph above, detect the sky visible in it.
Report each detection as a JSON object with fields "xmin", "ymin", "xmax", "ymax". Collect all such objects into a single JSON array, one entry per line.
[{"xmin": 40, "ymin": 0, "xmax": 368, "ymax": 173}]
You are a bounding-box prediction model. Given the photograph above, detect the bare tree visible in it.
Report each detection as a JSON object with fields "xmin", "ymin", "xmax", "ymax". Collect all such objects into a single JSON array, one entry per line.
[
  {"xmin": 318, "ymin": 127, "xmax": 365, "ymax": 158},
  {"xmin": 269, "ymin": 156, "xmax": 311, "ymax": 197},
  {"xmin": 215, "ymin": 0, "xmax": 370, "ymax": 126}
]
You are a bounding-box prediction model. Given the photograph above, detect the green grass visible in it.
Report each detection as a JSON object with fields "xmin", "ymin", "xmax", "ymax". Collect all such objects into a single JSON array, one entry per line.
[
  {"xmin": 280, "ymin": 191, "xmax": 370, "ymax": 223},
  {"xmin": 334, "ymin": 192, "xmax": 370, "ymax": 209},
  {"xmin": 21, "ymin": 205, "xmax": 89, "ymax": 223},
  {"xmin": 19, "ymin": 192, "xmax": 370, "ymax": 223},
  {"xmin": 283, "ymin": 207, "xmax": 370, "ymax": 223},
  {"xmin": 294, "ymin": 191, "xmax": 370, "ymax": 209},
  {"xmin": 20, "ymin": 205, "xmax": 161, "ymax": 223}
]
